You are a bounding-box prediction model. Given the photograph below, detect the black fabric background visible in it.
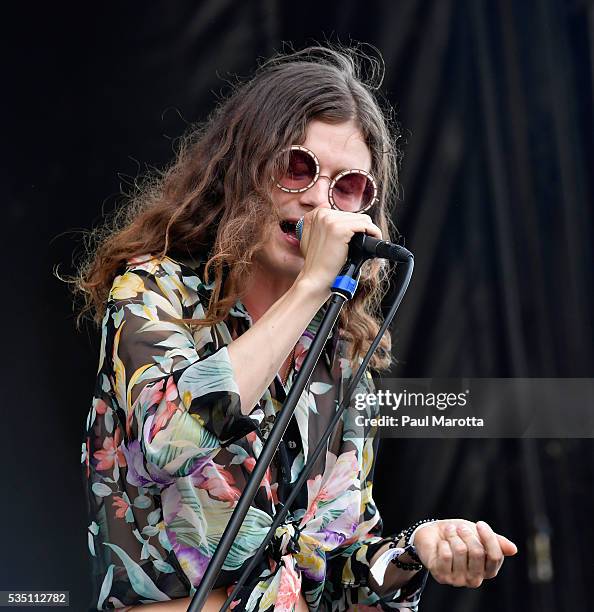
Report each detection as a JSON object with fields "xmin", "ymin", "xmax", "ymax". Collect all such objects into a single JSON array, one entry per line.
[{"xmin": 3, "ymin": 0, "xmax": 593, "ymax": 609}]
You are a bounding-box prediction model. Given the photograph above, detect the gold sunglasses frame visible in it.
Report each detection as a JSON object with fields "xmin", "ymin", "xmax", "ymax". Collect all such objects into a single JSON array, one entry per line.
[{"xmin": 275, "ymin": 145, "xmax": 379, "ymax": 213}]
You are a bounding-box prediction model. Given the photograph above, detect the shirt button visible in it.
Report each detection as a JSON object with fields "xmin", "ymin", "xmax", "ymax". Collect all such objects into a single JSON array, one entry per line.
[{"xmin": 287, "ymin": 440, "xmax": 296, "ymax": 449}]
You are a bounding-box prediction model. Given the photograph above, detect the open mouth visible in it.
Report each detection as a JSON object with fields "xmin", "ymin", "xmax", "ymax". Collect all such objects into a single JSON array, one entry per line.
[{"xmin": 279, "ymin": 220, "xmax": 298, "ymax": 237}]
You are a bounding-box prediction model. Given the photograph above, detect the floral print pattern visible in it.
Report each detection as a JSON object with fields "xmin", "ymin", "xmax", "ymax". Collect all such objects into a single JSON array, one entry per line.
[{"xmin": 82, "ymin": 254, "xmax": 429, "ymax": 610}]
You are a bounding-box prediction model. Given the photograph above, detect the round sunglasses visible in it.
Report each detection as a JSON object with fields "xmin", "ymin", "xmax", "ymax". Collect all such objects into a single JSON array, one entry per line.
[{"xmin": 275, "ymin": 145, "xmax": 378, "ymax": 213}]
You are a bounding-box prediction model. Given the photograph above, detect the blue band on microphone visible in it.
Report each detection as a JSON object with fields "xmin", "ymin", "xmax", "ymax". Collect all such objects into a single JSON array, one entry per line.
[
  {"xmin": 331, "ymin": 275, "xmax": 358, "ymax": 299},
  {"xmin": 296, "ymin": 217, "xmax": 304, "ymax": 242}
]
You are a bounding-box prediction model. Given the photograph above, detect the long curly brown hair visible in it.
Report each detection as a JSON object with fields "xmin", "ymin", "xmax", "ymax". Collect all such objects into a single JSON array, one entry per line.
[{"xmin": 65, "ymin": 43, "xmax": 403, "ymax": 372}]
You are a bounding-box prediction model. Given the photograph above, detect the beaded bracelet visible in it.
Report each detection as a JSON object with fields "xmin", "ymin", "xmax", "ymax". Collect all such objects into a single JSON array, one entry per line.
[
  {"xmin": 392, "ymin": 545, "xmax": 422, "ymax": 570},
  {"xmin": 388, "ymin": 518, "xmax": 438, "ymax": 571},
  {"xmin": 402, "ymin": 518, "xmax": 438, "ymax": 546}
]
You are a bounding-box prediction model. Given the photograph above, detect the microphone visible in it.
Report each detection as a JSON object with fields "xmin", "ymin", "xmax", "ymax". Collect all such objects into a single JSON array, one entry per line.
[{"xmin": 295, "ymin": 217, "xmax": 413, "ymax": 263}]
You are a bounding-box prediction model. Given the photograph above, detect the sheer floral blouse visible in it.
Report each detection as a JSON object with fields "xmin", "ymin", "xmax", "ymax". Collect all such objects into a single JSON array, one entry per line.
[{"xmin": 81, "ymin": 253, "xmax": 429, "ymax": 610}]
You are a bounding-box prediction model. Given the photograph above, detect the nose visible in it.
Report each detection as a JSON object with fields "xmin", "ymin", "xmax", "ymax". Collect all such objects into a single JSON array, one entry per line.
[{"xmin": 298, "ymin": 176, "xmax": 332, "ymax": 210}]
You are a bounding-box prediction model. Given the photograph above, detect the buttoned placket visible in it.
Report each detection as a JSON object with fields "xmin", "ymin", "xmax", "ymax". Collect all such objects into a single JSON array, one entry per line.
[
  {"xmin": 274, "ymin": 371, "xmax": 304, "ymax": 513},
  {"xmin": 232, "ymin": 299, "xmax": 339, "ymax": 517},
  {"xmin": 224, "ymin": 296, "xmax": 307, "ymax": 514}
]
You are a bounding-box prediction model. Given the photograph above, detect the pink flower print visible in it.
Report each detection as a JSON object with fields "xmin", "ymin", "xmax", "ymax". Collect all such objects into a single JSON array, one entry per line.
[
  {"xmin": 241, "ymin": 457, "xmax": 277, "ymax": 502},
  {"xmin": 318, "ymin": 451, "xmax": 359, "ymax": 498},
  {"xmin": 243, "ymin": 457, "xmax": 256, "ymax": 472},
  {"xmin": 275, "ymin": 556, "xmax": 302, "ymax": 611},
  {"xmin": 164, "ymin": 375, "xmax": 178, "ymax": 402},
  {"xmin": 149, "ymin": 377, "xmax": 178, "ymax": 441},
  {"xmin": 94, "ymin": 428, "xmax": 127, "ymax": 472},
  {"xmin": 125, "ymin": 254, "xmax": 160, "ymax": 274},
  {"xmin": 112, "ymin": 495, "xmax": 130, "ymax": 519},
  {"xmin": 198, "ymin": 463, "xmax": 241, "ymax": 504},
  {"xmin": 95, "ymin": 398, "xmax": 109, "ymax": 415},
  {"xmin": 127, "ymin": 254, "xmax": 153, "ymax": 265},
  {"xmin": 222, "ymin": 583, "xmax": 246, "ymax": 610},
  {"xmin": 302, "ymin": 451, "xmax": 358, "ymax": 524},
  {"xmin": 294, "ymin": 337, "xmax": 311, "ymax": 373},
  {"xmin": 261, "ymin": 468, "xmax": 278, "ymax": 504}
]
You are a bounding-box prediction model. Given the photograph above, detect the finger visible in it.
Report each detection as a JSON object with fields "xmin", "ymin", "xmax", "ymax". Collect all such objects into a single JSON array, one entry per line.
[
  {"xmin": 335, "ymin": 211, "xmax": 381, "ymax": 240},
  {"xmin": 360, "ymin": 213, "xmax": 382, "ymax": 240},
  {"xmin": 476, "ymin": 521, "xmax": 505, "ymax": 578},
  {"xmin": 432, "ymin": 539, "xmax": 453, "ymax": 584},
  {"xmin": 339, "ymin": 213, "xmax": 381, "ymax": 236},
  {"xmin": 315, "ymin": 209, "xmax": 383, "ymax": 243},
  {"xmin": 444, "ymin": 524, "xmax": 468, "ymax": 584},
  {"xmin": 456, "ymin": 525, "xmax": 485, "ymax": 587},
  {"xmin": 496, "ymin": 533, "xmax": 518, "ymax": 556}
]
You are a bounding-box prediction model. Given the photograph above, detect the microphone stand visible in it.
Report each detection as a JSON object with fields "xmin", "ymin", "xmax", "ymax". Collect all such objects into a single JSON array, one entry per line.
[{"xmin": 187, "ymin": 244, "xmax": 414, "ymax": 612}]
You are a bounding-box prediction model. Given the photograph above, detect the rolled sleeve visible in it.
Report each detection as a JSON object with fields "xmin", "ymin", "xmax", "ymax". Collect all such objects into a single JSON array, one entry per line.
[{"xmin": 177, "ymin": 346, "xmax": 262, "ymax": 446}]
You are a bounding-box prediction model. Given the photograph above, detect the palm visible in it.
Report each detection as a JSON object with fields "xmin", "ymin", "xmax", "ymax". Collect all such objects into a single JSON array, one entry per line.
[{"xmin": 412, "ymin": 519, "xmax": 517, "ymax": 588}]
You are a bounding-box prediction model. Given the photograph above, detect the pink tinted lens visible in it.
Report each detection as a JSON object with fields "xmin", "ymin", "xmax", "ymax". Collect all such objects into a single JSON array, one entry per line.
[
  {"xmin": 278, "ymin": 149, "xmax": 316, "ymax": 190},
  {"xmin": 333, "ymin": 172, "xmax": 375, "ymax": 211}
]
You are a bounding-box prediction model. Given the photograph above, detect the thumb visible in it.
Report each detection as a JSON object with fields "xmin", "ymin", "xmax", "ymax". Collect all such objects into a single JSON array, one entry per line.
[{"xmin": 497, "ymin": 534, "xmax": 518, "ymax": 556}]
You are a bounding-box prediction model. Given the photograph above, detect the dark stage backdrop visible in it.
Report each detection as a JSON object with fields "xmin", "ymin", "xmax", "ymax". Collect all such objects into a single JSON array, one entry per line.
[{"xmin": 4, "ymin": 0, "xmax": 593, "ymax": 610}]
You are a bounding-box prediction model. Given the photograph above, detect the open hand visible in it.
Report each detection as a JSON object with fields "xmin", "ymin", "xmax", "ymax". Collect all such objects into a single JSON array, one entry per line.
[{"xmin": 413, "ymin": 519, "xmax": 518, "ymax": 588}]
